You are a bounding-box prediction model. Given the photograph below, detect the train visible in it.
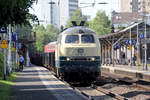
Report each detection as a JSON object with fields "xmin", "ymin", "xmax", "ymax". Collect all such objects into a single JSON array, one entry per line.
[{"xmin": 43, "ymin": 22, "xmax": 101, "ymax": 83}]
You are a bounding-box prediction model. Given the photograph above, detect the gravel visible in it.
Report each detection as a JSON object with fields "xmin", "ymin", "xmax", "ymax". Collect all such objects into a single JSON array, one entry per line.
[{"xmin": 100, "ymin": 83, "xmax": 150, "ymax": 100}]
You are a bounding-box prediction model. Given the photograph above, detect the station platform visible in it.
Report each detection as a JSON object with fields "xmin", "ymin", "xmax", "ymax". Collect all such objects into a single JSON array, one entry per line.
[
  {"xmin": 101, "ymin": 65, "xmax": 150, "ymax": 81},
  {"xmin": 10, "ymin": 65, "xmax": 88, "ymax": 100}
]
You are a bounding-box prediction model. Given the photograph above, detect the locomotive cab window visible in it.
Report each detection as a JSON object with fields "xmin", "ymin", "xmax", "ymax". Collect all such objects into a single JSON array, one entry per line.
[
  {"xmin": 81, "ymin": 35, "xmax": 95, "ymax": 43},
  {"xmin": 65, "ymin": 35, "xmax": 79, "ymax": 43}
]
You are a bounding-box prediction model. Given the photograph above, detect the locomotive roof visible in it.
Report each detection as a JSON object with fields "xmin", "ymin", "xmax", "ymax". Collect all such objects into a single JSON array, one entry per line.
[{"xmin": 60, "ymin": 26, "xmax": 95, "ymax": 35}]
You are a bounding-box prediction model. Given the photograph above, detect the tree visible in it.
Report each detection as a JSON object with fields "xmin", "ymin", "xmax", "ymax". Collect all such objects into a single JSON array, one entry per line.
[
  {"xmin": 0, "ymin": 0, "xmax": 38, "ymax": 27},
  {"xmin": 65, "ymin": 8, "xmax": 89, "ymax": 28},
  {"xmin": 32, "ymin": 24, "xmax": 58, "ymax": 52},
  {"xmin": 89, "ymin": 11, "xmax": 111, "ymax": 35}
]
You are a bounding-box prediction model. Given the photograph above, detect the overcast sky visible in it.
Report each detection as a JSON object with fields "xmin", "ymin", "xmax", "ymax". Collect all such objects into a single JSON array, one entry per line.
[
  {"xmin": 79, "ymin": 0, "xmax": 120, "ymax": 19},
  {"xmin": 30, "ymin": 0, "xmax": 120, "ymax": 20}
]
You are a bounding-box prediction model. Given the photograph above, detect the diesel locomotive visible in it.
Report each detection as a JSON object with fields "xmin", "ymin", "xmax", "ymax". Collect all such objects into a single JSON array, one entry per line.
[{"xmin": 43, "ymin": 23, "xmax": 101, "ymax": 83}]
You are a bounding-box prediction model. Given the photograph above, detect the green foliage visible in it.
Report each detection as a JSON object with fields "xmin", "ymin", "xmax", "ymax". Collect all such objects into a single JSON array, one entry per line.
[
  {"xmin": 0, "ymin": 0, "xmax": 38, "ymax": 27},
  {"xmin": 65, "ymin": 8, "xmax": 89, "ymax": 28},
  {"xmin": 0, "ymin": 72, "xmax": 18, "ymax": 100},
  {"xmin": 0, "ymin": 53, "xmax": 4, "ymax": 77},
  {"xmin": 17, "ymin": 25, "xmax": 33, "ymax": 40},
  {"xmin": 89, "ymin": 11, "xmax": 111, "ymax": 35},
  {"xmin": 118, "ymin": 26, "xmax": 126, "ymax": 30},
  {"xmin": 33, "ymin": 24, "xmax": 58, "ymax": 52}
]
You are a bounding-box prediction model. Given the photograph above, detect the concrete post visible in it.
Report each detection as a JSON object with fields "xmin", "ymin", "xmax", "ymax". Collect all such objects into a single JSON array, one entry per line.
[{"xmin": 26, "ymin": 48, "xmax": 30, "ymax": 66}]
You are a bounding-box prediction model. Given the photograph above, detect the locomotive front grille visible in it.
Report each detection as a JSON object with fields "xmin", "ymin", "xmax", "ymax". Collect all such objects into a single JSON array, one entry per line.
[
  {"xmin": 59, "ymin": 56, "xmax": 100, "ymax": 62},
  {"xmin": 70, "ymin": 57, "xmax": 91, "ymax": 61}
]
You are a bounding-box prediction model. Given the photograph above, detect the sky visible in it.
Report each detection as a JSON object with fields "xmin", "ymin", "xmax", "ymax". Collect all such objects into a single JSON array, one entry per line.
[
  {"xmin": 30, "ymin": 0, "xmax": 120, "ymax": 20},
  {"xmin": 79, "ymin": 0, "xmax": 120, "ymax": 19}
]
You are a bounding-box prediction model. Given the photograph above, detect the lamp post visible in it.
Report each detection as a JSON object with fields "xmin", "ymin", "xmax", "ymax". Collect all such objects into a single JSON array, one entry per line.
[{"xmin": 49, "ymin": 0, "xmax": 55, "ymax": 25}]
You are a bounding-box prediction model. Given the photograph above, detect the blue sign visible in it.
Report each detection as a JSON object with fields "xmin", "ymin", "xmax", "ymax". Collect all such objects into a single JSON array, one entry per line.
[
  {"xmin": 11, "ymin": 32, "xmax": 18, "ymax": 42},
  {"xmin": 125, "ymin": 40, "xmax": 136, "ymax": 45},
  {"xmin": 125, "ymin": 40, "xmax": 129, "ymax": 45},
  {"xmin": 132, "ymin": 40, "xmax": 136, "ymax": 45},
  {"xmin": 117, "ymin": 44, "xmax": 122, "ymax": 49},
  {"xmin": 0, "ymin": 27, "xmax": 7, "ymax": 33},
  {"xmin": 139, "ymin": 34, "xmax": 144, "ymax": 39},
  {"xmin": 18, "ymin": 43, "xmax": 22, "ymax": 49}
]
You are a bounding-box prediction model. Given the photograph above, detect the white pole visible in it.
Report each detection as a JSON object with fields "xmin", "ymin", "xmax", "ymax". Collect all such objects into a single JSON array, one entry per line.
[
  {"xmin": 8, "ymin": 24, "xmax": 12, "ymax": 73},
  {"xmin": 16, "ymin": 25, "xmax": 18, "ymax": 71}
]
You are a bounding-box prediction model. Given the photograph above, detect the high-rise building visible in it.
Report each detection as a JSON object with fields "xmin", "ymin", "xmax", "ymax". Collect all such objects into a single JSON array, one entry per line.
[
  {"xmin": 120, "ymin": 0, "xmax": 150, "ymax": 13},
  {"xmin": 59, "ymin": 0, "xmax": 78, "ymax": 27},
  {"xmin": 120, "ymin": 0, "xmax": 131, "ymax": 12},
  {"xmin": 37, "ymin": 0, "xmax": 78, "ymax": 27}
]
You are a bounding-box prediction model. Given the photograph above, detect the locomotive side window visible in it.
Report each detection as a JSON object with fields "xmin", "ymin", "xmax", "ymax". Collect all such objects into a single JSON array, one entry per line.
[
  {"xmin": 65, "ymin": 35, "xmax": 79, "ymax": 43},
  {"xmin": 81, "ymin": 35, "xmax": 95, "ymax": 43}
]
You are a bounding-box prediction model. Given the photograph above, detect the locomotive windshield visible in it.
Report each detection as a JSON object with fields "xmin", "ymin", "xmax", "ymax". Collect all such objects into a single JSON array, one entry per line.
[
  {"xmin": 65, "ymin": 35, "xmax": 79, "ymax": 43},
  {"xmin": 81, "ymin": 35, "xmax": 95, "ymax": 43}
]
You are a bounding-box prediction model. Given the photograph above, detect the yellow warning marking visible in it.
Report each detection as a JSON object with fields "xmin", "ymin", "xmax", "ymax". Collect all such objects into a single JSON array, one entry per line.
[
  {"xmin": 129, "ymin": 45, "xmax": 132, "ymax": 51},
  {"xmin": 1, "ymin": 39, "xmax": 8, "ymax": 49}
]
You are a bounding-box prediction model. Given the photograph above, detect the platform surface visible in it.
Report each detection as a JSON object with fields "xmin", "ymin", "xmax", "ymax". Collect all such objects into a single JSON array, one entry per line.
[
  {"xmin": 10, "ymin": 65, "xmax": 88, "ymax": 100},
  {"xmin": 102, "ymin": 64, "xmax": 150, "ymax": 81}
]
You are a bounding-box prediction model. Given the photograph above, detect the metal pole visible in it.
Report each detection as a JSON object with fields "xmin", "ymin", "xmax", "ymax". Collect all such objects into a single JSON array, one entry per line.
[
  {"xmin": 112, "ymin": 46, "xmax": 114, "ymax": 66},
  {"xmin": 103, "ymin": 45, "xmax": 105, "ymax": 65},
  {"xmin": 2, "ymin": 34, "xmax": 7, "ymax": 80},
  {"xmin": 105, "ymin": 46, "xmax": 107, "ymax": 65},
  {"xmin": 3, "ymin": 48, "xmax": 7, "ymax": 80},
  {"xmin": 125, "ymin": 45, "xmax": 127, "ymax": 64},
  {"xmin": 109, "ymin": 45, "xmax": 111, "ymax": 65},
  {"xmin": 101, "ymin": 45, "xmax": 103, "ymax": 65},
  {"xmin": 145, "ymin": 21, "xmax": 147, "ymax": 70},
  {"xmin": 130, "ymin": 29, "xmax": 132, "ymax": 66},
  {"xmin": 137, "ymin": 23, "xmax": 140, "ymax": 69}
]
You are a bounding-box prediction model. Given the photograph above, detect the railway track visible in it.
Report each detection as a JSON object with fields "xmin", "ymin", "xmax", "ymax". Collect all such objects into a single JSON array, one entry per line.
[
  {"xmin": 61, "ymin": 72, "xmax": 150, "ymax": 100},
  {"xmin": 61, "ymin": 79, "xmax": 128, "ymax": 100},
  {"xmin": 102, "ymin": 72, "xmax": 150, "ymax": 91},
  {"xmin": 46, "ymin": 67, "xmax": 150, "ymax": 100},
  {"xmin": 99, "ymin": 72, "xmax": 150, "ymax": 100}
]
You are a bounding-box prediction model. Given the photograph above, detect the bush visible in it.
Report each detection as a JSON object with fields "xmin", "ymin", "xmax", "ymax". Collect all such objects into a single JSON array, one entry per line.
[{"xmin": 0, "ymin": 52, "xmax": 4, "ymax": 77}]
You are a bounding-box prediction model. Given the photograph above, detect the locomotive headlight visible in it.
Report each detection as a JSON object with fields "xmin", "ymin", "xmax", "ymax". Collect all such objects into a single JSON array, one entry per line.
[
  {"xmin": 66, "ymin": 57, "xmax": 70, "ymax": 61},
  {"xmin": 91, "ymin": 57, "xmax": 95, "ymax": 61}
]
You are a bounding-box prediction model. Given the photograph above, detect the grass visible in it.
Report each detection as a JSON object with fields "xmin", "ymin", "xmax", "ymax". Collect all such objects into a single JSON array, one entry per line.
[{"xmin": 0, "ymin": 72, "xmax": 18, "ymax": 100}]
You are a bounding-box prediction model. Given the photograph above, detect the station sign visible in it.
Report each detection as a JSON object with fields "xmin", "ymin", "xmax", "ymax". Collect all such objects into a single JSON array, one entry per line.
[
  {"xmin": 117, "ymin": 44, "xmax": 122, "ymax": 49},
  {"xmin": 0, "ymin": 27, "xmax": 7, "ymax": 34},
  {"xmin": 1, "ymin": 39, "xmax": 8, "ymax": 48},
  {"xmin": 139, "ymin": 34, "xmax": 144, "ymax": 39},
  {"xmin": 125, "ymin": 40, "xmax": 129, "ymax": 45},
  {"xmin": 125, "ymin": 40, "xmax": 136, "ymax": 45}
]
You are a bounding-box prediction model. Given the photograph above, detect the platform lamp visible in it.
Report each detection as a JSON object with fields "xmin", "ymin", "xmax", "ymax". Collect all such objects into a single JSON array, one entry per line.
[{"xmin": 80, "ymin": 0, "xmax": 108, "ymax": 8}]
